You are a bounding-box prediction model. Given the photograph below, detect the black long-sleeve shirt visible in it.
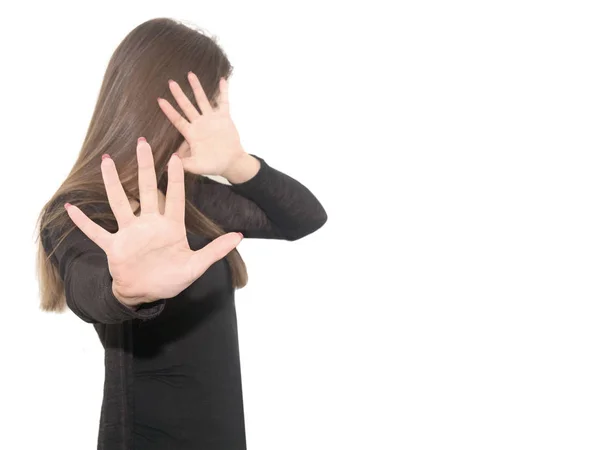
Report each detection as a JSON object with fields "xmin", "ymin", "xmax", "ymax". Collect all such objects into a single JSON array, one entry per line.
[{"xmin": 41, "ymin": 155, "xmax": 327, "ymax": 450}]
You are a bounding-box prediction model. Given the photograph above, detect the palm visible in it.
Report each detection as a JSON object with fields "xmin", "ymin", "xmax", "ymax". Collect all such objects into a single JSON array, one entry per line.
[
  {"xmin": 65, "ymin": 139, "xmax": 243, "ymax": 306},
  {"xmin": 185, "ymin": 114, "xmax": 241, "ymax": 175},
  {"xmin": 158, "ymin": 73, "xmax": 245, "ymax": 176},
  {"xmin": 106, "ymin": 215, "xmax": 194, "ymax": 301}
]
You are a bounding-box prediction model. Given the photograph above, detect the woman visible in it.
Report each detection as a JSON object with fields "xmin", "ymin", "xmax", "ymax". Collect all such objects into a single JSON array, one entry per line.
[{"xmin": 36, "ymin": 17, "xmax": 327, "ymax": 450}]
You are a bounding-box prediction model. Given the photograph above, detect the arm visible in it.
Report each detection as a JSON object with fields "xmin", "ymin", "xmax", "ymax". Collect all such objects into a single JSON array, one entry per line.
[
  {"xmin": 187, "ymin": 154, "xmax": 328, "ymax": 240},
  {"xmin": 42, "ymin": 212, "xmax": 166, "ymax": 325}
]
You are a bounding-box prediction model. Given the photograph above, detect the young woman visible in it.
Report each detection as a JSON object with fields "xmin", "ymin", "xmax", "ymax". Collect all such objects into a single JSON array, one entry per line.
[{"xmin": 36, "ymin": 18, "xmax": 327, "ymax": 450}]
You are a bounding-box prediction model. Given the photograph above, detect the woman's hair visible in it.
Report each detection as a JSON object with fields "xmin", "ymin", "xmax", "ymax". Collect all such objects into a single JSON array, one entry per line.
[{"xmin": 35, "ymin": 17, "xmax": 248, "ymax": 313}]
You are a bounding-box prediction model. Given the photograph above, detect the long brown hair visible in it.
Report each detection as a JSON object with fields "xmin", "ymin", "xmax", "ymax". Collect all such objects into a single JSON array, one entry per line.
[{"xmin": 35, "ymin": 17, "xmax": 248, "ymax": 313}]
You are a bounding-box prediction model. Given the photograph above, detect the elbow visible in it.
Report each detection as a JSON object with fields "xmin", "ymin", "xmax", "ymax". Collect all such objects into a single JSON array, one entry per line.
[
  {"xmin": 65, "ymin": 293, "xmax": 96, "ymax": 324},
  {"xmin": 285, "ymin": 209, "xmax": 328, "ymax": 241}
]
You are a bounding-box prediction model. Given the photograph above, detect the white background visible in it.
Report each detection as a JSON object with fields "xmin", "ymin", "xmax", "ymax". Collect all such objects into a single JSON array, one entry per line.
[{"xmin": 1, "ymin": 1, "xmax": 599, "ymax": 449}]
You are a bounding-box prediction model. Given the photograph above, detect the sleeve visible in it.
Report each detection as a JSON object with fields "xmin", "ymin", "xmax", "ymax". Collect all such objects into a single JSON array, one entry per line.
[
  {"xmin": 41, "ymin": 215, "xmax": 166, "ymax": 325},
  {"xmin": 187, "ymin": 154, "xmax": 328, "ymax": 240}
]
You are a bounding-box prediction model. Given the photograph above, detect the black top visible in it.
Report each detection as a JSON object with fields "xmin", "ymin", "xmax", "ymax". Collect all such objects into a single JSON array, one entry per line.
[{"xmin": 41, "ymin": 155, "xmax": 327, "ymax": 450}]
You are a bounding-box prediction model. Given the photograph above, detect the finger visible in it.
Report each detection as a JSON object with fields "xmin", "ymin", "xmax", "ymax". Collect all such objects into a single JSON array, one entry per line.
[
  {"xmin": 187, "ymin": 71, "xmax": 213, "ymax": 115},
  {"xmin": 164, "ymin": 153, "xmax": 185, "ymax": 223},
  {"xmin": 168, "ymin": 79, "xmax": 201, "ymax": 121},
  {"xmin": 157, "ymin": 97, "xmax": 190, "ymax": 136},
  {"xmin": 215, "ymin": 77, "xmax": 230, "ymax": 114},
  {"xmin": 187, "ymin": 232, "xmax": 243, "ymax": 280},
  {"xmin": 136, "ymin": 138, "xmax": 159, "ymax": 214},
  {"xmin": 64, "ymin": 203, "xmax": 112, "ymax": 251},
  {"xmin": 100, "ymin": 155, "xmax": 135, "ymax": 228}
]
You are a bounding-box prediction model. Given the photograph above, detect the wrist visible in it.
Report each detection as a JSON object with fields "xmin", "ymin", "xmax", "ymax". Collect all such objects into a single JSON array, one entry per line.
[
  {"xmin": 222, "ymin": 152, "xmax": 261, "ymax": 184},
  {"xmin": 112, "ymin": 282, "xmax": 148, "ymax": 309}
]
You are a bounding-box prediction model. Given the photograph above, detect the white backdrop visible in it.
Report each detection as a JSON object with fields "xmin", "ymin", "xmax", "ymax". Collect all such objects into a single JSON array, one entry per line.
[{"xmin": 1, "ymin": 1, "xmax": 600, "ymax": 449}]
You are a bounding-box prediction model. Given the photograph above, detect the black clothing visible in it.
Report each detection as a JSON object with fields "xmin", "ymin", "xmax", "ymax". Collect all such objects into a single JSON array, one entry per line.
[{"xmin": 42, "ymin": 155, "xmax": 327, "ymax": 450}]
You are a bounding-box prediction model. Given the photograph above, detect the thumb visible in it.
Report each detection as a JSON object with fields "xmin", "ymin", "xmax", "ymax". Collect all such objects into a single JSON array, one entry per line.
[
  {"xmin": 180, "ymin": 156, "xmax": 205, "ymax": 174},
  {"xmin": 175, "ymin": 139, "xmax": 191, "ymax": 158},
  {"xmin": 188, "ymin": 232, "xmax": 243, "ymax": 279}
]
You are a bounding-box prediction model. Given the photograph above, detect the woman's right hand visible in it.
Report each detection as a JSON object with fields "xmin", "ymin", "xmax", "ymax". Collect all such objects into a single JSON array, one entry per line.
[{"xmin": 64, "ymin": 137, "xmax": 243, "ymax": 307}]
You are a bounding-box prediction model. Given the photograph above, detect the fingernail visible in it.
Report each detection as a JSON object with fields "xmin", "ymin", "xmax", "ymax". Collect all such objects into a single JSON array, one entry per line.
[
  {"xmin": 101, "ymin": 153, "xmax": 110, "ymax": 160},
  {"xmin": 157, "ymin": 97, "xmax": 163, "ymax": 103},
  {"xmin": 138, "ymin": 137, "xmax": 146, "ymax": 143},
  {"xmin": 168, "ymin": 79, "xmax": 175, "ymax": 85},
  {"xmin": 237, "ymin": 232, "xmax": 244, "ymax": 238},
  {"xmin": 64, "ymin": 202, "xmax": 71, "ymax": 209}
]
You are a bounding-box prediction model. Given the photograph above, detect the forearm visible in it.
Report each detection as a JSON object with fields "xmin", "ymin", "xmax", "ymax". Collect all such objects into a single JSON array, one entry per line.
[
  {"xmin": 62, "ymin": 246, "xmax": 165, "ymax": 324},
  {"xmin": 189, "ymin": 153, "xmax": 327, "ymax": 240},
  {"xmin": 226, "ymin": 154, "xmax": 328, "ymax": 240}
]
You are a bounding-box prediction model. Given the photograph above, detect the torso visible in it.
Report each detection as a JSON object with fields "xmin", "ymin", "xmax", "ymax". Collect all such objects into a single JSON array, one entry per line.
[{"xmin": 128, "ymin": 231, "xmax": 246, "ymax": 449}]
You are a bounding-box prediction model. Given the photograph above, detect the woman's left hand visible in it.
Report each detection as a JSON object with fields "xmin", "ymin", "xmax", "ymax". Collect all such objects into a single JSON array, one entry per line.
[{"xmin": 157, "ymin": 72, "xmax": 246, "ymax": 177}]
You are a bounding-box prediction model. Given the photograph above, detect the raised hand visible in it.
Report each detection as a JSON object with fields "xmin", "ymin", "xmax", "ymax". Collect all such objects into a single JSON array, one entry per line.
[
  {"xmin": 64, "ymin": 138, "xmax": 243, "ymax": 307},
  {"xmin": 157, "ymin": 73, "xmax": 246, "ymax": 177}
]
